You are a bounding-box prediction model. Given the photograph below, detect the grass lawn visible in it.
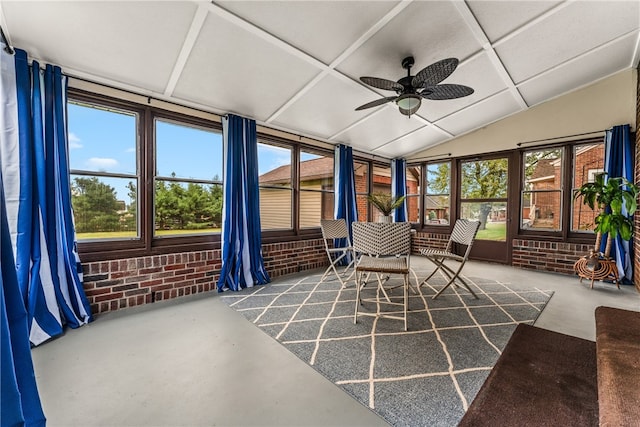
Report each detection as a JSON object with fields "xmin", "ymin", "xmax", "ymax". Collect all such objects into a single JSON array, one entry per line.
[
  {"xmin": 475, "ymin": 222, "xmax": 506, "ymax": 241},
  {"xmin": 77, "ymin": 228, "xmax": 221, "ymax": 240}
]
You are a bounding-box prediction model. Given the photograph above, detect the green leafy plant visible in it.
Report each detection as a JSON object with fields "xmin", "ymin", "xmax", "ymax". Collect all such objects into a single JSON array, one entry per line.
[
  {"xmin": 367, "ymin": 193, "xmax": 406, "ymax": 216},
  {"xmin": 574, "ymin": 172, "xmax": 638, "ymax": 256}
]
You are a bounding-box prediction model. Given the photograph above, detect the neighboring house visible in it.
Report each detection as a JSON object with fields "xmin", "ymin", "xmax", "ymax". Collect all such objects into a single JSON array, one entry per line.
[
  {"xmin": 526, "ymin": 144, "xmax": 604, "ymax": 230},
  {"xmin": 259, "ymin": 157, "xmax": 419, "ymax": 227}
]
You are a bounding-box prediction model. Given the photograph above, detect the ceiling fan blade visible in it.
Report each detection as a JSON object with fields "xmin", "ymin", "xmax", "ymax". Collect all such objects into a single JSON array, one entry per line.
[
  {"xmin": 412, "ymin": 58, "xmax": 459, "ymax": 88},
  {"xmin": 420, "ymin": 84, "xmax": 474, "ymax": 100},
  {"xmin": 355, "ymin": 96, "xmax": 397, "ymax": 111},
  {"xmin": 360, "ymin": 76, "xmax": 404, "ymax": 91}
]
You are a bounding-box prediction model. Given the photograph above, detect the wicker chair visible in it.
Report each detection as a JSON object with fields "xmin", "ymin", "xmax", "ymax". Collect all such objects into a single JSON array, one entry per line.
[
  {"xmin": 319, "ymin": 219, "xmax": 356, "ymax": 287},
  {"xmin": 352, "ymin": 222, "xmax": 411, "ymax": 330},
  {"xmin": 419, "ymin": 218, "xmax": 480, "ymax": 299}
]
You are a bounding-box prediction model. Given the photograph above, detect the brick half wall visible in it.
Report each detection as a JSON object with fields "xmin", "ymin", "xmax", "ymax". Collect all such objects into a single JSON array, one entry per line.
[
  {"xmin": 512, "ymin": 239, "xmax": 594, "ymax": 275},
  {"xmin": 82, "ymin": 239, "xmax": 327, "ymax": 316},
  {"xmin": 413, "ymin": 231, "xmax": 593, "ymax": 277}
]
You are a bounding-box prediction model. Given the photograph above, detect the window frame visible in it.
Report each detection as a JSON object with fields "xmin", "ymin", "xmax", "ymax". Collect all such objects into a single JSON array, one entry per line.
[
  {"xmin": 516, "ymin": 138, "xmax": 603, "ymax": 243},
  {"xmin": 152, "ymin": 114, "xmax": 224, "ymax": 239},
  {"xmin": 422, "ymin": 160, "xmax": 452, "ymax": 228},
  {"xmin": 257, "ymin": 137, "xmax": 294, "ymax": 232}
]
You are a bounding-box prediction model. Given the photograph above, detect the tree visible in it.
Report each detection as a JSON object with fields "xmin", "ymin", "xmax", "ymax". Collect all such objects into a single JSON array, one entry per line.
[
  {"xmin": 460, "ymin": 159, "xmax": 508, "ymax": 230},
  {"xmin": 154, "ymin": 173, "xmax": 224, "ymax": 231},
  {"xmin": 72, "ymin": 177, "xmax": 121, "ymax": 232},
  {"xmin": 523, "ymin": 149, "xmax": 561, "ymax": 186}
]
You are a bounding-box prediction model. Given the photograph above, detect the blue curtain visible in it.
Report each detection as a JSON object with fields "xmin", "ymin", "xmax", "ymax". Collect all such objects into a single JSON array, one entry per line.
[
  {"xmin": 391, "ymin": 158, "xmax": 407, "ymax": 222},
  {"xmin": 334, "ymin": 144, "xmax": 358, "ymax": 263},
  {"xmin": 602, "ymin": 124, "xmax": 634, "ymax": 284},
  {"xmin": 0, "ymin": 48, "xmax": 92, "ymax": 348},
  {"xmin": 217, "ymin": 114, "xmax": 270, "ymax": 292},
  {"xmin": 1, "ymin": 182, "xmax": 46, "ymax": 427}
]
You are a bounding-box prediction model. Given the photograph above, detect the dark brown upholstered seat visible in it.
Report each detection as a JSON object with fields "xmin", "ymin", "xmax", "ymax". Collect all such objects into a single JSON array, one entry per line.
[
  {"xmin": 461, "ymin": 307, "xmax": 640, "ymax": 427},
  {"xmin": 595, "ymin": 306, "xmax": 640, "ymax": 427},
  {"xmin": 459, "ymin": 324, "xmax": 598, "ymax": 427}
]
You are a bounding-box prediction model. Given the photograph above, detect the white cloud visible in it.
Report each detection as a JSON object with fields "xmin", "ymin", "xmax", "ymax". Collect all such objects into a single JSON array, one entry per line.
[
  {"xmin": 259, "ymin": 144, "xmax": 289, "ymax": 155},
  {"xmin": 125, "ymin": 147, "xmax": 136, "ymax": 153},
  {"xmin": 86, "ymin": 157, "xmax": 119, "ymax": 171},
  {"xmin": 68, "ymin": 132, "xmax": 83, "ymax": 149}
]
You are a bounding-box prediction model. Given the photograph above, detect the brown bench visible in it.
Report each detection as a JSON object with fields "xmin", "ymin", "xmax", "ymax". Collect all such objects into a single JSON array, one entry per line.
[{"xmin": 459, "ymin": 306, "xmax": 640, "ymax": 426}]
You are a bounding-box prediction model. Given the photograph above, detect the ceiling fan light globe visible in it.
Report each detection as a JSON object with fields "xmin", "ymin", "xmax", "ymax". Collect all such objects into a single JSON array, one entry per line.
[{"xmin": 396, "ymin": 94, "xmax": 421, "ymax": 116}]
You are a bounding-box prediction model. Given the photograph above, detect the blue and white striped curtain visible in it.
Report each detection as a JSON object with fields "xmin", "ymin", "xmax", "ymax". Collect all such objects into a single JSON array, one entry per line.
[
  {"xmin": 334, "ymin": 144, "xmax": 358, "ymax": 256},
  {"xmin": 0, "ymin": 48, "xmax": 92, "ymax": 347},
  {"xmin": 602, "ymin": 124, "xmax": 635, "ymax": 283},
  {"xmin": 1, "ymin": 179, "xmax": 46, "ymax": 426},
  {"xmin": 217, "ymin": 114, "xmax": 270, "ymax": 292},
  {"xmin": 391, "ymin": 158, "xmax": 407, "ymax": 222}
]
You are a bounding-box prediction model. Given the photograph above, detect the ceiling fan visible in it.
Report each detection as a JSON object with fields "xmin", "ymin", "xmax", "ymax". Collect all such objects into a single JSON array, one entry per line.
[{"xmin": 355, "ymin": 56, "xmax": 474, "ymax": 117}]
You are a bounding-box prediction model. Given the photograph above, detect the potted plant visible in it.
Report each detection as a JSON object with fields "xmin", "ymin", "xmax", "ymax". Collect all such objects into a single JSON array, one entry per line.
[
  {"xmin": 367, "ymin": 192, "xmax": 406, "ymax": 223},
  {"xmin": 574, "ymin": 172, "xmax": 638, "ymax": 258}
]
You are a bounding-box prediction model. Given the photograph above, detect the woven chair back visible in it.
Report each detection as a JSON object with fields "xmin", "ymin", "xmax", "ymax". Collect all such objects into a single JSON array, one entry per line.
[
  {"xmin": 320, "ymin": 219, "xmax": 350, "ymax": 240},
  {"xmin": 352, "ymin": 222, "xmax": 411, "ymax": 256},
  {"xmin": 450, "ymin": 219, "xmax": 481, "ymax": 246}
]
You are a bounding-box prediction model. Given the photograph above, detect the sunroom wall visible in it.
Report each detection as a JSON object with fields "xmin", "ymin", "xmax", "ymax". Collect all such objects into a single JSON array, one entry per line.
[{"xmin": 78, "ymin": 69, "xmax": 639, "ymax": 316}]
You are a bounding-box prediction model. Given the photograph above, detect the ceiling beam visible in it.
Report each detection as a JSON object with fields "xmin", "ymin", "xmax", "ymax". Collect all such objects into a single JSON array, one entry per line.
[
  {"xmin": 454, "ymin": 0, "xmax": 528, "ymax": 110},
  {"xmin": 164, "ymin": 3, "xmax": 209, "ymax": 97},
  {"xmin": 265, "ymin": 0, "xmax": 414, "ymax": 123}
]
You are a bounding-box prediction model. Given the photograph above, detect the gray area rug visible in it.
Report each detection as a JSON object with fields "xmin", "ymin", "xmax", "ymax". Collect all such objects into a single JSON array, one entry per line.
[{"xmin": 221, "ymin": 269, "xmax": 554, "ymax": 427}]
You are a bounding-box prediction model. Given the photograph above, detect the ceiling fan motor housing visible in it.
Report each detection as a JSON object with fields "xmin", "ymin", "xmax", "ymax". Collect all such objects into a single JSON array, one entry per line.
[{"xmin": 401, "ymin": 56, "xmax": 415, "ymax": 70}]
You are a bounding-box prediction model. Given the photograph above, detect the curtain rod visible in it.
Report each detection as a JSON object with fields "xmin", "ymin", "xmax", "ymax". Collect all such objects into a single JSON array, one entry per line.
[
  {"xmin": 516, "ymin": 130, "xmax": 608, "ymax": 147},
  {"xmin": 0, "ymin": 26, "xmax": 15, "ymax": 55},
  {"xmin": 408, "ymin": 153, "xmax": 452, "ymax": 162}
]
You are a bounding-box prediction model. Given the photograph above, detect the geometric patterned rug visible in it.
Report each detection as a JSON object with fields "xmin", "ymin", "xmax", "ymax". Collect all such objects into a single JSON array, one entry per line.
[{"xmin": 221, "ymin": 269, "xmax": 554, "ymax": 427}]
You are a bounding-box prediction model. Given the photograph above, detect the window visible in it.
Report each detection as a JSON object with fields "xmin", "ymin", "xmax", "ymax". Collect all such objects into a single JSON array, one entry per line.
[
  {"xmin": 154, "ymin": 118, "xmax": 223, "ymax": 237},
  {"xmin": 258, "ymin": 141, "xmax": 293, "ymax": 230},
  {"xmin": 521, "ymin": 148, "xmax": 563, "ymax": 231},
  {"xmin": 299, "ymin": 149, "xmax": 334, "ymax": 228},
  {"xmin": 572, "ymin": 142, "xmax": 605, "ymax": 232},
  {"xmin": 354, "ymin": 160, "xmax": 369, "ymax": 222},
  {"xmin": 406, "ymin": 164, "xmax": 421, "ymax": 223},
  {"xmin": 424, "ymin": 162, "xmax": 450, "ymax": 225},
  {"xmin": 517, "ymin": 139, "xmax": 605, "ymax": 237},
  {"xmin": 370, "ymin": 164, "xmax": 391, "ymax": 222},
  {"xmin": 460, "ymin": 158, "xmax": 508, "ymax": 241},
  {"xmin": 68, "ymin": 101, "xmax": 139, "ymax": 241}
]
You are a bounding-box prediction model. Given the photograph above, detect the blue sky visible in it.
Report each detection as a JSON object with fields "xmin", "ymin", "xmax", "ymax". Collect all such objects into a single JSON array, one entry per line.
[{"xmin": 68, "ymin": 102, "xmax": 318, "ymax": 204}]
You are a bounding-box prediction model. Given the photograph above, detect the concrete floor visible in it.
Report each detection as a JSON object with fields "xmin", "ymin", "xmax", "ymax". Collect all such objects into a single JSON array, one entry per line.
[{"xmin": 31, "ymin": 259, "xmax": 640, "ymax": 426}]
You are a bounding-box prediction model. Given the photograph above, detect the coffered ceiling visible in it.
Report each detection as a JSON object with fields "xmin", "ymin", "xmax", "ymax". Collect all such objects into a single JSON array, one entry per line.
[{"xmin": 1, "ymin": 1, "xmax": 638, "ymax": 158}]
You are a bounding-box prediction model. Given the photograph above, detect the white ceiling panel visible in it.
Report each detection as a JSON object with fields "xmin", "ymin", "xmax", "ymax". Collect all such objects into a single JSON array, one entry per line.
[
  {"xmin": 337, "ymin": 108, "xmax": 424, "ymax": 151},
  {"xmin": 519, "ymin": 32, "xmax": 639, "ymax": 107},
  {"xmin": 172, "ymin": 12, "xmax": 322, "ymax": 121},
  {"xmin": 436, "ymin": 91, "xmax": 522, "ymax": 135},
  {"xmin": 1, "ymin": 1, "xmax": 195, "ymax": 93},
  {"xmin": 496, "ymin": 1, "xmax": 640, "ymax": 83},
  {"xmin": 271, "ymin": 74, "xmax": 380, "ymax": 139},
  {"xmin": 336, "ymin": 1, "xmax": 483, "ymax": 82},
  {"xmin": 467, "ymin": 1, "xmax": 562, "ymax": 43},
  {"xmin": 421, "ymin": 52, "xmax": 508, "ymax": 122},
  {"xmin": 2, "ymin": 0, "xmax": 638, "ymax": 159},
  {"xmin": 216, "ymin": 1, "xmax": 399, "ymax": 65},
  {"xmin": 373, "ymin": 126, "xmax": 449, "ymax": 158}
]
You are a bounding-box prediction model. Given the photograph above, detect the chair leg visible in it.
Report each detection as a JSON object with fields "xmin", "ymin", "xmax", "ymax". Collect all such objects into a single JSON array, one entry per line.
[
  {"xmin": 432, "ymin": 261, "xmax": 478, "ymax": 300},
  {"xmin": 354, "ymin": 270, "xmax": 362, "ymax": 324},
  {"xmin": 403, "ymin": 273, "xmax": 408, "ymax": 331},
  {"xmin": 419, "ymin": 257, "xmax": 445, "ymax": 286},
  {"xmin": 320, "ymin": 252, "xmax": 353, "ymax": 287}
]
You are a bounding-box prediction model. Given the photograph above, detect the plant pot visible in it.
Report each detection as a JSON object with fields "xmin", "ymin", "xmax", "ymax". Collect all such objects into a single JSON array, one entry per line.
[{"xmin": 378, "ymin": 215, "xmax": 392, "ymax": 223}]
